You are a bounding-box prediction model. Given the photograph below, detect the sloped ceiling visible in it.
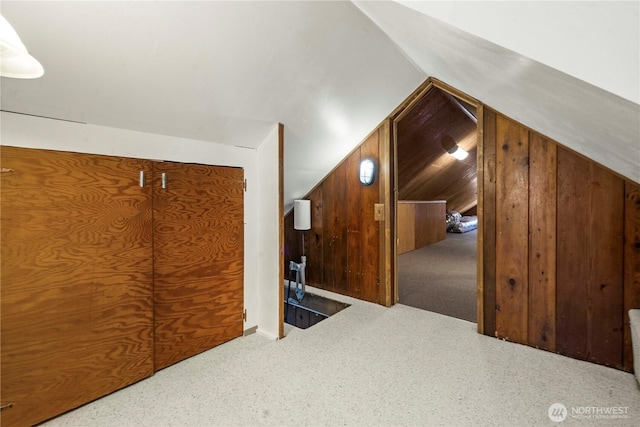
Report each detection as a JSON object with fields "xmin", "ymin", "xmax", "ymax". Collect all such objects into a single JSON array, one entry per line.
[
  {"xmin": 355, "ymin": 0, "xmax": 640, "ymax": 184},
  {"xmin": 397, "ymin": 87, "xmax": 477, "ymax": 213},
  {"xmin": 0, "ymin": 1, "xmax": 425, "ymax": 209},
  {"xmin": 1, "ymin": 1, "xmax": 638, "ymax": 211}
]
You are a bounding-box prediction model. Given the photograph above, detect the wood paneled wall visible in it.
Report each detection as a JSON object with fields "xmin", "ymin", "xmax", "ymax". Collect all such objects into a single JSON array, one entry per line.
[
  {"xmin": 397, "ymin": 201, "xmax": 446, "ymax": 254},
  {"xmin": 481, "ymin": 108, "xmax": 640, "ymax": 371},
  {"xmin": 284, "ymin": 127, "xmax": 384, "ymax": 304},
  {"xmin": 284, "ymin": 77, "xmax": 638, "ymax": 372}
]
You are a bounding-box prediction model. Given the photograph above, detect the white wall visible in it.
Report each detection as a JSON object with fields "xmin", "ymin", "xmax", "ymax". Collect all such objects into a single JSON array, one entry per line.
[
  {"xmin": 256, "ymin": 124, "xmax": 282, "ymax": 340},
  {"xmin": 396, "ymin": 1, "xmax": 639, "ymax": 105},
  {"xmin": 0, "ymin": 111, "xmax": 281, "ymax": 334}
]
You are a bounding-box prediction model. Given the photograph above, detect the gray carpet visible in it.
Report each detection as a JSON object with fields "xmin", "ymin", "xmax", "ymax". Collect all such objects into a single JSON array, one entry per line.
[
  {"xmin": 42, "ymin": 287, "xmax": 640, "ymax": 426},
  {"xmin": 398, "ymin": 229, "xmax": 477, "ymax": 322}
]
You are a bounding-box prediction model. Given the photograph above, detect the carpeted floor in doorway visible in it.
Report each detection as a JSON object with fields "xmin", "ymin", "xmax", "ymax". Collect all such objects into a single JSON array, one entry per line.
[{"xmin": 398, "ymin": 229, "xmax": 477, "ymax": 322}]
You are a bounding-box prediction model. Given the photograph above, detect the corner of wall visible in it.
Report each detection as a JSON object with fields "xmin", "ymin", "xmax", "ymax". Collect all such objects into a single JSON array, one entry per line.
[{"xmin": 255, "ymin": 123, "xmax": 282, "ymax": 339}]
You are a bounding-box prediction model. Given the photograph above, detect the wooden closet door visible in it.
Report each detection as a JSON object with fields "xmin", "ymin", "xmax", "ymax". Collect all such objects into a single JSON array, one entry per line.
[
  {"xmin": 153, "ymin": 162, "xmax": 244, "ymax": 370},
  {"xmin": 1, "ymin": 147, "xmax": 154, "ymax": 427}
]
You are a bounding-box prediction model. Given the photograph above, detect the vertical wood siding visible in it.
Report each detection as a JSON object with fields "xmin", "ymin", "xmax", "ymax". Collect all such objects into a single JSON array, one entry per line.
[
  {"xmin": 284, "ymin": 129, "xmax": 382, "ymax": 304},
  {"xmin": 624, "ymin": 181, "xmax": 640, "ymax": 371},
  {"xmin": 556, "ymin": 149, "xmax": 624, "ymax": 367},
  {"xmin": 397, "ymin": 202, "xmax": 446, "ymax": 255},
  {"xmin": 482, "ymin": 109, "xmax": 497, "ymax": 336},
  {"xmin": 495, "ymin": 116, "xmax": 530, "ymax": 344},
  {"xmin": 482, "ymin": 108, "xmax": 635, "ymax": 371},
  {"xmin": 527, "ymin": 134, "xmax": 557, "ymax": 351}
]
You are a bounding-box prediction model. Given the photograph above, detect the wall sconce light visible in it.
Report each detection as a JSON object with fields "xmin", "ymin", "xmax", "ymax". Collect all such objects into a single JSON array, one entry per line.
[
  {"xmin": 359, "ymin": 158, "xmax": 376, "ymax": 185},
  {"xmin": 441, "ymin": 135, "xmax": 469, "ymax": 161},
  {"xmin": 0, "ymin": 14, "xmax": 44, "ymax": 78}
]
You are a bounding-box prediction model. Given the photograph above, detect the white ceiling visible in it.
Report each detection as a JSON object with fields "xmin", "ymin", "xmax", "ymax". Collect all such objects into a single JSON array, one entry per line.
[
  {"xmin": 355, "ymin": 0, "xmax": 640, "ymax": 184},
  {"xmin": 1, "ymin": 1, "xmax": 638, "ymax": 209},
  {"xmin": 395, "ymin": 0, "xmax": 639, "ymax": 105}
]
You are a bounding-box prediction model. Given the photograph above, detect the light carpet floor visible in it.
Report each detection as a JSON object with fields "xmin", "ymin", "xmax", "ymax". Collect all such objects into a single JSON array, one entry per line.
[
  {"xmin": 43, "ymin": 287, "xmax": 639, "ymax": 427},
  {"xmin": 398, "ymin": 230, "xmax": 477, "ymax": 323}
]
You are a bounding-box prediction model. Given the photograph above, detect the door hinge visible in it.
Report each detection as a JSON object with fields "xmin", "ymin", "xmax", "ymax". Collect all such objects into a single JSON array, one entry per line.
[
  {"xmin": 243, "ymin": 309, "xmax": 247, "ymax": 321},
  {"xmin": 243, "ymin": 179, "xmax": 247, "ymax": 192}
]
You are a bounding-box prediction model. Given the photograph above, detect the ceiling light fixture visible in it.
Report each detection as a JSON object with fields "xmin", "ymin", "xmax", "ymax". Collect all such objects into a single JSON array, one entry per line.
[
  {"xmin": 441, "ymin": 135, "xmax": 469, "ymax": 161},
  {"xmin": 0, "ymin": 14, "xmax": 44, "ymax": 78},
  {"xmin": 447, "ymin": 145, "xmax": 469, "ymax": 160}
]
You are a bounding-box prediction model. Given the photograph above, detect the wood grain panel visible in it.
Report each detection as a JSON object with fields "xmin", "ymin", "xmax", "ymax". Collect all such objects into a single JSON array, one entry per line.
[
  {"xmin": 322, "ymin": 162, "xmax": 348, "ymax": 293},
  {"xmin": 397, "ymin": 203, "xmax": 416, "ymax": 254},
  {"xmin": 495, "ymin": 115, "xmax": 529, "ymax": 344},
  {"xmin": 415, "ymin": 202, "xmax": 446, "ymax": 249},
  {"xmin": 360, "ymin": 131, "xmax": 381, "ymax": 303},
  {"xmin": 557, "ymin": 148, "xmax": 624, "ymax": 368},
  {"xmin": 397, "ymin": 202, "xmax": 446, "ymax": 254},
  {"xmin": 476, "ymin": 105, "xmax": 485, "ymax": 334},
  {"xmin": 624, "ymin": 180, "xmax": 640, "ymax": 371},
  {"xmin": 528, "ymin": 134, "xmax": 557, "ymax": 351},
  {"xmin": 586, "ymin": 166, "xmax": 624, "ymax": 368},
  {"xmin": 556, "ymin": 148, "xmax": 589, "ymax": 360},
  {"xmin": 482, "ymin": 109, "xmax": 497, "ymax": 336},
  {"xmin": 1, "ymin": 147, "xmax": 153, "ymax": 427},
  {"xmin": 153, "ymin": 161, "xmax": 244, "ymax": 370},
  {"xmin": 283, "ymin": 214, "xmax": 298, "ymax": 281},
  {"xmin": 308, "ymin": 186, "xmax": 324, "ymax": 286},
  {"xmin": 379, "ymin": 121, "xmax": 394, "ymax": 306},
  {"xmin": 347, "ymin": 148, "xmax": 363, "ymax": 298}
]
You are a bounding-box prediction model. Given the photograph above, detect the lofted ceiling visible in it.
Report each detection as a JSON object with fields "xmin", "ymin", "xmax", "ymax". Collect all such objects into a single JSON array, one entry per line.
[
  {"xmin": 1, "ymin": 1, "xmax": 638, "ymax": 211},
  {"xmin": 397, "ymin": 87, "xmax": 477, "ymax": 214}
]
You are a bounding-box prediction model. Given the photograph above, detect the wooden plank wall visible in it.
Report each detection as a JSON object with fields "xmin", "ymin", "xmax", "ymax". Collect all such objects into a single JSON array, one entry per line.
[
  {"xmin": 528, "ymin": 134, "xmax": 557, "ymax": 351},
  {"xmin": 284, "ymin": 128, "xmax": 382, "ymax": 304},
  {"xmin": 397, "ymin": 201, "xmax": 446, "ymax": 255},
  {"xmin": 556, "ymin": 149, "xmax": 624, "ymax": 366},
  {"xmin": 482, "ymin": 108, "xmax": 639, "ymax": 371},
  {"xmin": 624, "ymin": 181, "xmax": 640, "ymax": 371},
  {"xmin": 397, "ymin": 203, "xmax": 416, "ymax": 254},
  {"xmin": 494, "ymin": 116, "xmax": 530, "ymax": 344}
]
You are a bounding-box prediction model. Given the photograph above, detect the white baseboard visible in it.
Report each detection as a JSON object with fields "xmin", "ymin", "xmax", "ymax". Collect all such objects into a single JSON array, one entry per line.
[{"xmin": 256, "ymin": 328, "xmax": 279, "ymax": 341}]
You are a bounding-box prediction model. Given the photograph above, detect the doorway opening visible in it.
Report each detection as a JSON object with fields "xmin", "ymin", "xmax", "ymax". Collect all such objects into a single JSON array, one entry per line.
[{"xmin": 393, "ymin": 84, "xmax": 479, "ymax": 323}]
